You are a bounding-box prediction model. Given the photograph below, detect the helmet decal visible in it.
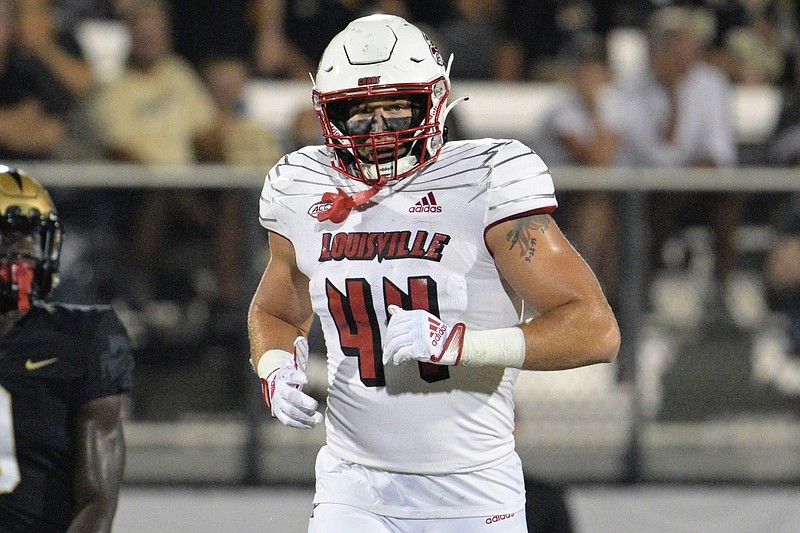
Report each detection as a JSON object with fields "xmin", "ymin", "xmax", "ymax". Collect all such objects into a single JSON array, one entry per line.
[
  {"xmin": 422, "ymin": 32, "xmax": 444, "ymax": 67},
  {"xmin": 8, "ymin": 169, "xmax": 24, "ymax": 191}
]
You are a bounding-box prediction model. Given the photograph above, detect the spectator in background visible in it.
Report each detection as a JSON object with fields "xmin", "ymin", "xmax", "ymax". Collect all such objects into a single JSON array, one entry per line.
[
  {"xmin": 251, "ymin": 0, "xmax": 357, "ymax": 79},
  {"xmin": 88, "ymin": 0, "xmax": 223, "ymax": 308},
  {"xmin": 536, "ymin": 33, "xmax": 624, "ymax": 166},
  {"xmin": 287, "ymin": 106, "xmax": 325, "ymax": 153},
  {"xmin": 168, "ymin": 0, "xmax": 260, "ymax": 71},
  {"xmin": 617, "ymin": 6, "xmax": 739, "ymax": 315},
  {"xmin": 535, "ymin": 32, "xmax": 625, "ymax": 307},
  {"xmin": 764, "ymin": 51, "xmax": 800, "ymax": 353},
  {"xmin": 15, "ymin": 0, "xmax": 94, "ymax": 99},
  {"xmin": 712, "ymin": 0, "xmax": 790, "ymax": 87},
  {"xmin": 13, "ymin": 0, "xmax": 127, "ymax": 245},
  {"xmin": 199, "ymin": 57, "xmax": 282, "ymax": 167},
  {"xmin": 770, "ymin": 47, "xmax": 800, "ymax": 166},
  {"xmin": 498, "ymin": 0, "xmax": 609, "ymax": 81},
  {"xmin": 722, "ymin": 25, "xmax": 785, "ymax": 86},
  {"xmin": 89, "ymin": 0, "xmax": 218, "ymax": 164},
  {"xmin": 199, "ymin": 56, "xmax": 282, "ymax": 317},
  {"xmin": 15, "ymin": 0, "xmax": 122, "ymax": 160},
  {"xmin": 617, "ymin": 5, "xmax": 735, "ymax": 170},
  {"xmin": 0, "ymin": 0, "xmax": 73, "ymax": 160},
  {"xmin": 496, "ymin": 0, "xmax": 567, "ymax": 80},
  {"xmin": 250, "ymin": 0, "xmax": 312, "ymax": 79},
  {"xmin": 436, "ymin": 0, "xmax": 506, "ymax": 80}
]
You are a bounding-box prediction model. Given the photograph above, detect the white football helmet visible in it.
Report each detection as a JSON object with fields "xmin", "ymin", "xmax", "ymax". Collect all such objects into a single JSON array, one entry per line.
[{"xmin": 313, "ymin": 14, "xmax": 453, "ymax": 185}]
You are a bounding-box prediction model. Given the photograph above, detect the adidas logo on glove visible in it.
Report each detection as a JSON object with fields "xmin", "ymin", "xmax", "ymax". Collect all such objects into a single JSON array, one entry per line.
[{"xmin": 428, "ymin": 317, "xmax": 448, "ymax": 347}]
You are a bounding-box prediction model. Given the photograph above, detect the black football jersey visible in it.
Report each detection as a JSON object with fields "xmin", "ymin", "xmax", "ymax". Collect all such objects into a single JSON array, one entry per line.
[{"xmin": 0, "ymin": 301, "xmax": 134, "ymax": 533}]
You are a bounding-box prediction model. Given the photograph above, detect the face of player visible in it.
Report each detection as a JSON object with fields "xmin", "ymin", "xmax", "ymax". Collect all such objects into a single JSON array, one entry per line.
[
  {"xmin": 344, "ymin": 96, "xmax": 419, "ymax": 162},
  {"xmin": 0, "ymin": 229, "xmax": 41, "ymax": 262}
]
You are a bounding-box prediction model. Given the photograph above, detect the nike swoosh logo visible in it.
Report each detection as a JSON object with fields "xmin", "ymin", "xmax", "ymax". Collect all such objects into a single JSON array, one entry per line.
[{"xmin": 25, "ymin": 357, "xmax": 59, "ymax": 371}]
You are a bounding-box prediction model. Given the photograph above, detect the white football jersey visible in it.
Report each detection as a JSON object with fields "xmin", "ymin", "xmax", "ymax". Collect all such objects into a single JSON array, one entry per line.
[{"xmin": 259, "ymin": 138, "xmax": 557, "ymax": 475}]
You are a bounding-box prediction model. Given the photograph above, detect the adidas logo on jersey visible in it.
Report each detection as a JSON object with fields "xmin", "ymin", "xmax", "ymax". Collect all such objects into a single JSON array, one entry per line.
[{"xmin": 409, "ymin": 192, "xmax": 441, "ymax": 213}]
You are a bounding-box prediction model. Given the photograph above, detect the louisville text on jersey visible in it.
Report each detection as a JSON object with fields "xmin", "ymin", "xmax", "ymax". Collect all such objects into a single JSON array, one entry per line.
[{"xmin": 319, "ymin": 230, "xmax": 451, "ymax": 262}]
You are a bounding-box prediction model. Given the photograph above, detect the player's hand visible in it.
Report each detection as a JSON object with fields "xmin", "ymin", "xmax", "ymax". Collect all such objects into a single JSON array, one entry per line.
[
  {"xmin": 383, "ymin": 305, "xmax": 466, "ymax": 366},
  {"xmin": 261, "ymin": 337, "xmax": 323, "ymax": 429}
]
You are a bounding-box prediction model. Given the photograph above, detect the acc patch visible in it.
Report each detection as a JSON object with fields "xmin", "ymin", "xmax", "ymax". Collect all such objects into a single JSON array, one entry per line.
[{"xmin": 308, "ymin": 200, "xmax": 332, "ymax": 218}]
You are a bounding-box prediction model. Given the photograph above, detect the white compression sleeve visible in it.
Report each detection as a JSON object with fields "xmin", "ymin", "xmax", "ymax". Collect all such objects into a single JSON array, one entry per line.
[{"xmin": 460, "ymin": 327, "xmax": 526, "ymax": 368}]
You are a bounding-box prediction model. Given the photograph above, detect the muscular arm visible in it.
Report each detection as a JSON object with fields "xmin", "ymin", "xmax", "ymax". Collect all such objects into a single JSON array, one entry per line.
[
  {"xmin": 248, "ymin": 232, "xmax": 314, "ymax": 370},
  {"xmin": 487, "ymin": 214, "xmax": 620, "ymax": 370},
  {"xmin": 68, "ymin": 394, "xmax": 126, "ymax": 533}
]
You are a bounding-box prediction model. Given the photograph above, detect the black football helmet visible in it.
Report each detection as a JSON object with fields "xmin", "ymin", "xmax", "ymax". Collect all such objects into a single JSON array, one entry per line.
[{"xmin": 0, "ymin": 166, "xmax": 62, "ymax": 312}]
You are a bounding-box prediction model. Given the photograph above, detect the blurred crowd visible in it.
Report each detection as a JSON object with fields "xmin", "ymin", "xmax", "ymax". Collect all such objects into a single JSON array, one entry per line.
[{"xmin": 2, "ymin": 0, "xmax": 800, "ymax": 417}]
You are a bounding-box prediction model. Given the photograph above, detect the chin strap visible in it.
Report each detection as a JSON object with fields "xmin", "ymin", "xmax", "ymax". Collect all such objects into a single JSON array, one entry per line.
[{"xmin": 317, "ymin": 176, "xmax": 389, "ymax": 223}]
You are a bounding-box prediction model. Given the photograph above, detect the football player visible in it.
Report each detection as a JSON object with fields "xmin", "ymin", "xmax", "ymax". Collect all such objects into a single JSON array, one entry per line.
[
  {"xmin": 248, "ymin": 14, "xmax": 620, "ymax": 532},
  {"xmin": 0, "ymin": 166, "xmax": 134, "ymax": 532}
]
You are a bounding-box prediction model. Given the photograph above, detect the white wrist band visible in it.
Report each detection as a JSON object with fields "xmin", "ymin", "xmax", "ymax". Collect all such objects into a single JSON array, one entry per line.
[
  {"xmin": 257, "ymin": 349, "xmax": 293, "ymax": 378},
  {"xmin": 460, "ymin": 327, "xmax": 526, "ymax": 368}
]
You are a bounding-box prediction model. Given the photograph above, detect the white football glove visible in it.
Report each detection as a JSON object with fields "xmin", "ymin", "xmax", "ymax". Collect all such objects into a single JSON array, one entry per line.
[
  {"xmin": 382, "ymin": 305, "xmax": 466, "ymax": 366},
  {"xmin": 260, "ymin": 337, "xmax": 323, "ymax": 429}
]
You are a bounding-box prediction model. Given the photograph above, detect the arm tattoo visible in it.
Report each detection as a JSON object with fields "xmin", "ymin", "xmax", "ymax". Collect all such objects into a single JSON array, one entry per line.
[{"xmin": 505, "ymin": 215, "xmax": 550, "ymax": 262}]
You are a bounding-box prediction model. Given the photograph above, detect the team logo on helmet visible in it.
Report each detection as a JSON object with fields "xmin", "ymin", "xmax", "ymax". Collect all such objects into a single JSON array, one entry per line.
[
  {"xmin": 422, "ymin": 32, "xmax": 444, "ymax": 67},
  {"xmin": 358, "ymin": 76, "xmax": 381, "ymax": 86}
]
